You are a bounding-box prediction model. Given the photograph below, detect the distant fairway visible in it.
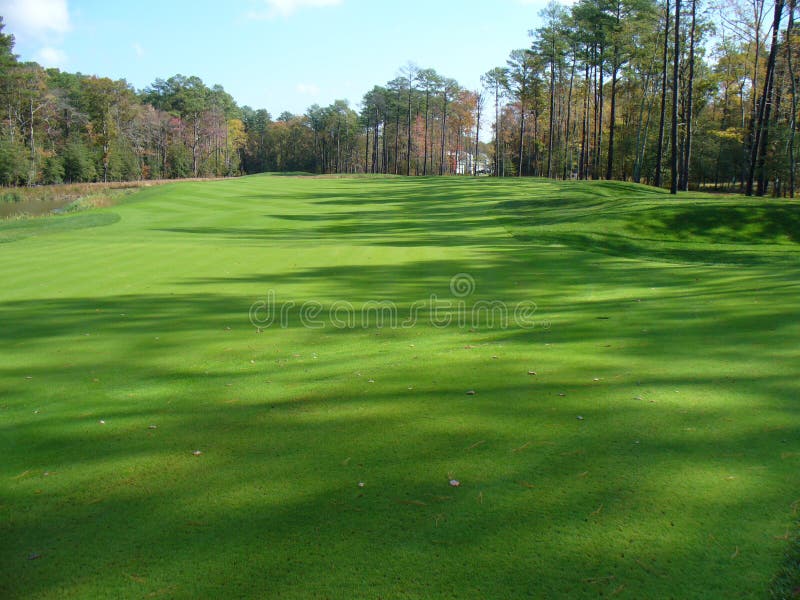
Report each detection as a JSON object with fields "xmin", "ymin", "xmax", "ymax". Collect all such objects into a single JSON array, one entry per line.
[{"xmin": 2, "ymin": 175, "xmax": 800, "ymax": 598}]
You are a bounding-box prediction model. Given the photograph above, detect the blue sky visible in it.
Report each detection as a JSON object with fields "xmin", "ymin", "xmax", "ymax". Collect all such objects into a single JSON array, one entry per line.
[{"xmin": 0, "ymin": 0, "xmax": 553, "ymax": 116}]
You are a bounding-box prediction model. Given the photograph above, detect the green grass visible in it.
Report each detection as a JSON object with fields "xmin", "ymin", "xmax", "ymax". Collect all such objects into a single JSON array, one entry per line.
[{"xmin": 1, "ymin": 175, "xmax": 799, "ymax": 598}]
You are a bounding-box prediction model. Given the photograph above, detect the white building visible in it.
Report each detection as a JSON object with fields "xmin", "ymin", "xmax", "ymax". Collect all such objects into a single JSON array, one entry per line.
[{"xmin": 449, "ymin": 151, "xmax": 492, "ymax": 175}]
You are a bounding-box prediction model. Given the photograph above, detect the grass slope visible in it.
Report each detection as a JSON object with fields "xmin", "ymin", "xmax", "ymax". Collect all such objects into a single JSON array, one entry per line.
[{"xmin": 1, "ymin": 176, "xmax": 799, "ymax": 598}]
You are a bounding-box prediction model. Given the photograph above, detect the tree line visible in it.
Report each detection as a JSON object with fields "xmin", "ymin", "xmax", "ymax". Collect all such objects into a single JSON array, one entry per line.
[
  {"xmin": 1, "ymin": 0, "xmax": 797, "ymax": 196},
  {"xmin": 490, "ymin": 0, "xmax": 796, "ymax": 196}
]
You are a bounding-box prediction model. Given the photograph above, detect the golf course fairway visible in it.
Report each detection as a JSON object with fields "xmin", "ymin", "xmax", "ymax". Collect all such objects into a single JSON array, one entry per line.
[{"xmin": 1, "ymin": 175, "xmax": 799, "ymax": 598}]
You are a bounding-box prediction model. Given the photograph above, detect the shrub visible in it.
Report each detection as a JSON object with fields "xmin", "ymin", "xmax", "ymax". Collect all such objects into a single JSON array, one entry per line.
[
  {"xmin": 63, "ymin": 140, "xmax": 97, "ymax": 183},
  {"xmin": 43, "ymin": 155, "xmax": 65, "ymax": 184}
]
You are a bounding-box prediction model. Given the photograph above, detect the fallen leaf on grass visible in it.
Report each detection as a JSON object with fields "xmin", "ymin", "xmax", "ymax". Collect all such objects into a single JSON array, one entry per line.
[
  {"xmin": 583, "ymin": 575, "xmax": 616, "ymax": 584},
  {"xmin": 398, "ymin": 499, "xmax": 427, "ymax": 506},
  {"xmin": 634, "ymin": 559, "xmax": 654, "ymax": 574},
  {"xmin": 426, "ymin": 494, "xmax": 452, "ymax": 502},
  {"xmin": 513, "ymin": 441, "xmax": 531, "ymax": 453},
  {"xmin": 518, "ymin": 481, "xmax": 535, "ymax": 489},
  {"xmin": 466, "ymin": 440, "xmax": 486, "ymax": 450},
  {"xmin": 145, "ymin": 585, "xmax": 178, "ymax": 598},
  {"xmin": 560, "ymin": 449, "xmax": 585, "ymax": 457}
]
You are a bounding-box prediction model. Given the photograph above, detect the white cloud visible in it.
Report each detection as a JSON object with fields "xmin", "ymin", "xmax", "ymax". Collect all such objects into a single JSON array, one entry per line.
[
  {"xmin": 36, "ymin": 46, "xmax": 67, "ymax": 67},
  {"xmin": 295, "ymin": 83, "xmax": 320, "ymax": 96},
  {"xmin": 248, "ymin": 0, "xmax": 342, "ymax": 19},
  {"xmin": 0, "ymin": 0, "xmax": 71, "ymax": 39},
  {"xmin": 133, "ymin": 42, "xmax": 145, "ymax": 58}
]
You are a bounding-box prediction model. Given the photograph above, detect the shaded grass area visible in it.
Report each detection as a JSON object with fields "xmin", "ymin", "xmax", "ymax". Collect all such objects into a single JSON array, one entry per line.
[
  {"xmin": 496, "ymin": 179, "xmax": 800, "ymax": 265},
  {"xmin": 0, "ymin": 212, "xmax": 121, "ymax": 243},
  {"xmin": 1, "ymin": 175, "xmax": 799, "ymax": 598},
  {"xmin": 772, "ymin": 533, "xmax": 800, "ymax": 598}
]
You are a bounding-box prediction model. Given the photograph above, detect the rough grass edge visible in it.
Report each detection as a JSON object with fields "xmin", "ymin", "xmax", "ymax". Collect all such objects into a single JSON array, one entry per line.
[
  {"xmin": 770, "ymin": 524, "xmax": 800, "ymax": 599},
  {"xmin": 0, "ymin": 177, "xmax": 228, "ymax": 219}
]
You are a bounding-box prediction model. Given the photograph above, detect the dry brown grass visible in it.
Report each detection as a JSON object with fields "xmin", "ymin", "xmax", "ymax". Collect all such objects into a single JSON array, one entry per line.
[{"xmin": 0, "ymin": 178, "xmax": 227, "ymax": 219}]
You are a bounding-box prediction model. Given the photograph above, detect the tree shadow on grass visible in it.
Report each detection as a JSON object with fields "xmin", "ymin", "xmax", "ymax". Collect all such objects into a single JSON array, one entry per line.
[
  {"xmin": 2, "ymin": 350, "xmax": 798, "ymax": 597},
  {"xmin": 494, "ymin": 184, "xmax": 800, "ymax": 267},
  {"xmin": 636, "ymin": 203, "xmax": 800, "ymax": 244},
  {"xmin": 3, "ymin": 177, "xmax": 800, "ymax": 597}
]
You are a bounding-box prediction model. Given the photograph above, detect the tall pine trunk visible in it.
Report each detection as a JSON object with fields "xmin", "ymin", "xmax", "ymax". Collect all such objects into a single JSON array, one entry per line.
[
  {"xmin": 394, "ymin": 110, "xmax": 400, "ymax": 175},
  {"xmin": 518, "ymin": 107, "xmax": 526, "ymax": 177},
  {"xmin": 747, "ymin": 0, "xmax": 785, "ymax": 195},
  {"xmin": 681, "ymin": 0, "xmax": 696, "ymax": 190},
  {"xmin": 564, "ymin": 56, "xmax": 576, "ymax": 180},
  {"xmin": 670, "ymin": 0, "xmax": 681, "ymax": 194},
  {"xmin": 440, "ymin": 93, "xmax": 448, "ymax": 176},
  {"xmin": 494, "ymin": 84, "xmax": 501, "ymax": 176},
  {"xmin": 605, "ymin": 60, "xmax": 619, "ymax": 180},
  {"xmin": 423, "ymin": 90, "xmax": 430, "ymax": 176},
  {"xmin": 654, "ymin": 0, "xmax": 670, "ymax": 187},
  {"xmin": 547, "ymin": 47, "xmax": 556, "ymax": 179},
  {"xmin": 580, "ymin": 63, "xmax": 590, "ymax": 179},
  {"xmin": 789, "ymin": 0, "xmax": 797, "ymax": 197},
  {"xmin": 595, "ymin": 47, "xmax": 605, "ymax": 179},
  {"xmin": 406, "ymin": 88, "xmax": 412, "ymax": 176},
  {"xmin": 474, "ymin": 95, "xmax": 481, "ymax": 176}
]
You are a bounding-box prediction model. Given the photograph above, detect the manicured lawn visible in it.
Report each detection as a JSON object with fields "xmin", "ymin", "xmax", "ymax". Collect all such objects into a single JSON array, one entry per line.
[{"xmin": 1, "ymin": 175, "xmax": 799, "ymax": 598}]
